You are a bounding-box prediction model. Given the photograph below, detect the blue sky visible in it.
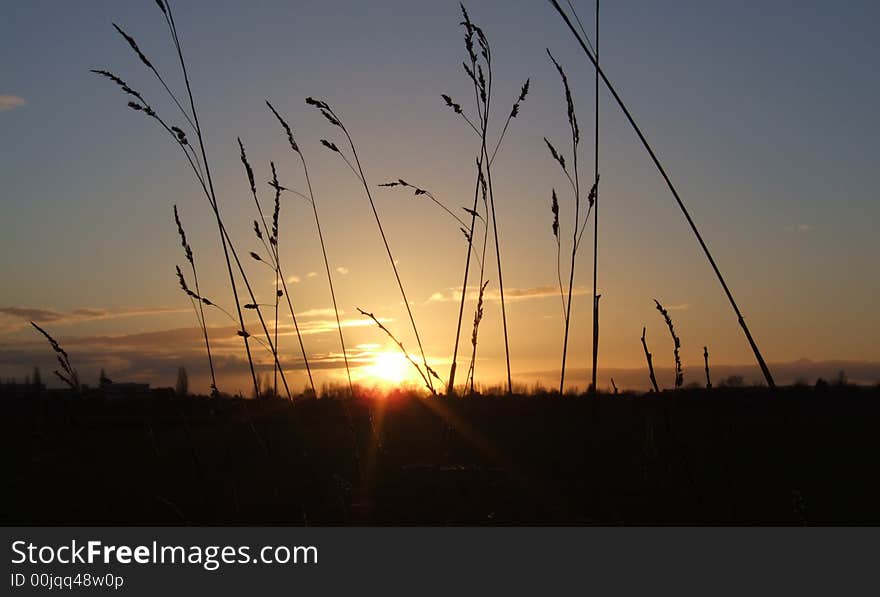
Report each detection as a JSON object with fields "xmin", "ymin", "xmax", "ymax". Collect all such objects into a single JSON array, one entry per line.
[{"xmin": 1, "ymin": 1, "xmax": 879, "ymax": 391}]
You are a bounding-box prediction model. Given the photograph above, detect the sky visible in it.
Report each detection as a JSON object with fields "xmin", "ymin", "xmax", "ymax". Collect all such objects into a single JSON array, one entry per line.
[{"xmin": 1, "ymin": 0, "xmax": 879, "ymax": 393}]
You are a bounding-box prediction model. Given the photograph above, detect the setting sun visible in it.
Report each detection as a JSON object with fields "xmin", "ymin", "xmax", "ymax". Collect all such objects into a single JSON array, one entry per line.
[{"xmin": 364, "ymin": 351, "xmax": 410, "ymax": 386}]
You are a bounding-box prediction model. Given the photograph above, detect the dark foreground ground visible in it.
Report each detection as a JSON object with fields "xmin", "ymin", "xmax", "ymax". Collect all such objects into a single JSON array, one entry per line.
[{"xmin": 2, "ymin": 385, "xmax": 879, "ymax": 525}]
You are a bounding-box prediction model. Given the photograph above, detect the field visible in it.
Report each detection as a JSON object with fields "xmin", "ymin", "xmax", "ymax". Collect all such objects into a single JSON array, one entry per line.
[{"xmin": 3, "ymin": 385, "xmax": 879, "ymax": 525}]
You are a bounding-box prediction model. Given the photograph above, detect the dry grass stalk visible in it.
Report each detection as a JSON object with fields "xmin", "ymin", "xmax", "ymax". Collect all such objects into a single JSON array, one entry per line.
[
  {"xmin": 269, "ymin": 163, "xmax": 281, "ymax": 397},
  {"xmin": 30, "ymin": 322, "xmax": 79, "ymax": 390},
  {"xmin": 465, "ymin": 279, "xmax": 491, "ymax": 393},
  {"xmin": 451, "ymin": 159, "xmax": 492, "ymax": 394},
  {"xmin": 550, "ymin": 188, "xmax": 564, "ymax": 317},
  {"xmin": 266, "ymin": 100, "xmax": 353, "ymax": 398},
  {"xmin": 356, "ymin": 308, "xmax": 435, "ymax": 394},
  {"xmin": 641, "ymin": 326, "xmax": 660, "ymax": 393},
  {"xmin": 94, "ymin": 2, "xmax": 264, "ymax": 397},
  {"xmin": 704, "ymin": 346, "xmax": 712, "ymax": 389},
  {"xmin": 590, "ymin": 0, "xmax": 601, "ymax": 395},
  {"xmin": 309, "ymin": 96, "xmax": 436, "ymax": 395},
  {"xmin": 545, "ymin": 50, "xmax": 594, "ymax": 394},
  {"xmin": 443, "ymin": 5, "xmax": 529, "ymax": 395},
  {"xmin": 548, "ymin": 0, "xmax": 776, "ymax": 389},
  {"xmin": 654, "ymin": 299, "xmax": 683, "ymax": 388},
  {"xmin": 238, "ymin": 139, "xmax": 314, "ymax": 397},
  {"xmin": 173, "ymin": 204, "xmax": 218, "ymax": 396},
  {"xmin": 379, "ymin": 179, "xmax": 483, "ymax": 269}
]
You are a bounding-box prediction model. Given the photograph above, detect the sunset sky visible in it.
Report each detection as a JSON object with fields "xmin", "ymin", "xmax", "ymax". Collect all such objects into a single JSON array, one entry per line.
[{"xmin": 2, "ymin": 0, "xmax": 879, "ymax": 393}]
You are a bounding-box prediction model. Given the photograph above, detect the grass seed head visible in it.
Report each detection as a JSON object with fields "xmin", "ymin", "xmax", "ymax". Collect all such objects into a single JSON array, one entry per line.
[
  {"xmin": 265, "ymin": 100, "xmax": 300, "ymax": 153},
  {"xmin": 510, "ymin": 78, "xmax": 530, "ymax": 118},
  {"xmin": 90, "ymin": 70, "xmax": 146, "ymax": 104},
  {"xmin": 547, "ymin": 49, "xmax": 579, "ymax": 144},
  {"xmin": 654, "ymin": 299, "xmax": 684, "ymax": 388},
  {"xmin": 544, "ymin": 137, "xmax": 567, "ymax": 171},
  {"xmin": 551, "ymin": 189, "xmax": 560, "ymax": 238},
  {"xmin": 237, "ymin": 137, "xmax": 256, "ymax": 196},
  {"xmin": 112, "ymin": 23, "xmax": 153, "ymax": 69},
  {"xmin": 170, "ymin": 125, "xmax": 188, "ymax": 145},
  {"xmin": 441, "ymin": 94, "xmax": 463, "ymax": 114},
  {"xmin": 173, "ymin": 205, "xmax": 193, "ymax": 265},
  {"xmin": 270, "ymin": 161, "xmax": 281, "ymax": 243}
]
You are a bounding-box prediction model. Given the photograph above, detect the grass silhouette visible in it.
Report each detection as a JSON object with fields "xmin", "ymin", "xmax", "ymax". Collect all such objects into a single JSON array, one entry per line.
[
  {"xmin": 445, "ymin": 5, "xmax": 529, "ymax": 395},
  {"xmin": 547, "ymin": 0, "xmax": 776, "ymax": 388},
  {"xmin": 173, "ymin": 205, "xmax": 217, "ymax": 397},
  {"xmin": 266, "ymin": 100, "xmax": 354, "ymax": 397},
  {"xmin": 77, "ymin": 0, "xmax": 781, "ymax": 405},
  {"xmin": 308, "ymin": 96, "xmax": 438, "ymax": 395}
]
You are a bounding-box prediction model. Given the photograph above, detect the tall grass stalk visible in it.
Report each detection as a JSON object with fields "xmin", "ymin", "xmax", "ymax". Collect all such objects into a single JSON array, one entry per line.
[
  {"xmin": 654, "ymin": 299, "xmax": 683, "ymax": 389},
  {"xmin": 30, "ymin": 322, "xmax": 79, "ymax": 390},
  {"xmin": 356, "ymin": 308, "xmax": 435, "ymax": 393},
  {"xmin": 447, "ymin": 154, "xmax": 487, "ymax": 395},
  {"xmin": 465, "ymin": 166, "xmax": 492, "ymax": 393},
  {"xmin": 266, "ymin": 101, "xmax": 353, "ymax": 397},
  {"xmin": 550, "ymin": 188, "xmax": 564, "ymax": 317},
  {"xmin": 239, "ymin": 139, "xmax": 315, "ymax": 396},
  {"xmin": 641, "ymin": 326, "xmax": 660, "ymax": 393},
  {"xmin": 704, "ymin": 345, "xmax": 712, "ymax": 389},
  {"xmin": 465, "ymin": 279, "xmax": 490, "ymax": 393},
  {"xmin": 95, "ymin": 1, "xmax": 260, "ymax": 396},
  {"xmin": 379, "ymin": 179, "xmax": 484, "ymax": 271},
  {"xmin": 173, "ymin": 205, "xmax": 218, "ymax": 396},
  {"xmin": 174, "ymin": 265, "xmax": 277, "ymax": 357},
  {"xmin": 590, "ymin": 0, "xmax": 601, "ymax": 394},
  {"xmin": 473, "ymin": 17, "xmax": 512, "ymax": 395},
  {"xmin": 308, "ymin": 97, "xmax": 437, "ymax": 394},
  {"xmin": 545, "ymin": 51, "xmax": 595, "ymax": 394},
  {"xmin": 548, "ymin": 0, "xmax": 776, "ymax": 388},
  {"xmin": 445, "ymin": 5, "xmax": 529, "ymax": 395},
  {"xmin": 96, "ymin": 1, "xmax": 300, "ymax": 399}
]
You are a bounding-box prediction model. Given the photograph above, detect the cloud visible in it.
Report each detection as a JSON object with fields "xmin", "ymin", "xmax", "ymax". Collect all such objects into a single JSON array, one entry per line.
[
  {"xmin": 665, "ymin": 303, "xmax": 691, "ymax": 311},
  {"xmin": 336, "ymin": 267, "xmax": 349, "ymax": 275},
  {"xmin": 279, "ymin": 316, "xmax": 392, "ymax": 336},
  {"xmin": 287, "ymin": 275, "xmax": 301, "ymax": 284},
  {"xmin": 0, "ymin": 94, "xmax": 26, "ymax": 112},
  {"xmin": 0, "ymin": 317, "xmax": 407, "ymax": 392},
  {"xmin": 297, "ymin": 308, "xmax": 339, "ymax": 318},
  {"xmin": 307, "ymin": 272, "xmax": 317, "ymax": 278},
  {"xmin": 0, "ymin": 307, "xmax": 66, "ymax": 322},
  {"xmin": 785, "ymin": 223, "xmax": 813, "ymax": 233},
  {"xmin": 0, "ymin": 305, "xmax": 187, "ymax": 334},
  {"xmin": 428, "ymin": 285, "xmax": 591, "ymax": 304}
]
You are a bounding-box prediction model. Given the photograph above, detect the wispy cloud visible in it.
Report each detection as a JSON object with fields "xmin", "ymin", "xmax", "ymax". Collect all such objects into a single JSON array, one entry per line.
[
  {"xmin": 287, "ymin": 275, "xmax": 301, "ymax": 284},
  {"xmin": 296, "ymin": 308, "xmax": 340, "ymax": 318},
  {"xmin": 0, "ymin": 94, "xmax": 26, "ymax": 112},
  {"xmin": 785, "ymin": 223, "xmax": 813, "ymax": 233},
  {"xmin": 666, "ymin": 303, "xmax": 691, "ymax": 311},
  {"xmin": 0, "ymin": 305, "xmax": 187, "ymax": 333},
  {"xmin": 279, "ymin": 316, "xmax": 392, "ymax": 336},
  {"xmin": 336, "ymin": 266, "xmax": 349, "ymax": 275},
  {"xmin": 307, "ymin": 272, "xmax": 317, "ymax": 278},
  {"xmin": 428, "ymin": 285, "xmax": 590, "ymax": 304},
  {"xmin": 0, "ymin": 316, "xmax": 409, "ymax": 391}
]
